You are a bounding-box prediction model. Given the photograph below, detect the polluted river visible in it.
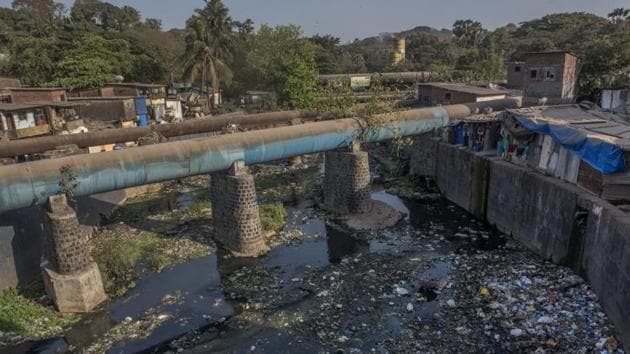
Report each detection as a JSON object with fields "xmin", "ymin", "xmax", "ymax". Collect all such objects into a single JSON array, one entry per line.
[{"xmin": 2, "ymin": 153, "xmax": 624, "ymax": 354}]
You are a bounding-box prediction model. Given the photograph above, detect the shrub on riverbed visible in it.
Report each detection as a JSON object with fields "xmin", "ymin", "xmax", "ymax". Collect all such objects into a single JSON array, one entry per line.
[{"xmin": 260, "ymin": 203, "xmax": 288, "ymax": 232}]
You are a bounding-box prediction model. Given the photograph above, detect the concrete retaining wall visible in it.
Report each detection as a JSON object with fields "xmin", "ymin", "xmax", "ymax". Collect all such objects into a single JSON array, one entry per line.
[
  {"xmin": 486, "ymin": 158, "xmax": 579, "ymax": 264},
  {"xmin": 434, "ymin": 143, "xmax": 488, "ymax": 218},
  {"xmin": 423, "ymin": 138, "xmax": 630, "ymax": 344}
]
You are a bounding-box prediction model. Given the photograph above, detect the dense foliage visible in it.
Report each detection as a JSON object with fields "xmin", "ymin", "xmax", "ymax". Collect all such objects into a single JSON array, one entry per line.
[
  {"xmin": 0, "ymin": 1, "xmax": 628, "ymax": 103},
  {"xmin": 334, "ymin": 11, "xmax": 630, "ymax": 99}
]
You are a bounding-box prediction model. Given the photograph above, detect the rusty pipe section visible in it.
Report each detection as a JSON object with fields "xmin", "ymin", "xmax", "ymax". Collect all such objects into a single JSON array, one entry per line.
[
  {"xmin": 0, "ymin": 111, "xmax": 317, "ymax": 158},
  {"xmin": 0, "ymin": 99, "xmax": 519, "ymax": 213}
]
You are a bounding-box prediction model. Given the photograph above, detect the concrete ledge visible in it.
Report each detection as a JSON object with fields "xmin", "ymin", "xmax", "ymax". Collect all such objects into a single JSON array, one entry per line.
[{"xmin": 42, "ymin": 262, "xmax": 107, "ymax": 313}]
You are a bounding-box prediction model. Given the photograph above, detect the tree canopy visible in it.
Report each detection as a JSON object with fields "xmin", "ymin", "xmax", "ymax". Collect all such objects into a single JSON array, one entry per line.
[{"xmin": 0, "ymin": 1, "xmax": 628, "ymax": 103}]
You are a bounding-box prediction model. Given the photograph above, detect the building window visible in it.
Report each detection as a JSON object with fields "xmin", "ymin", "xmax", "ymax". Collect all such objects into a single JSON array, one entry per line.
[
  {"xmin": 530, "ymin": 70, "xmax": 538, "ymax": 79},
  {"xmin": 545, "ymin": 68, "xmax": 556, "ymax": 81},
  {"xmin": 445, "ymin": 93, "xmax": 452, "ymax": 102},
  {"xmin": 514, "ymin": 66, "xmax": 521, "ymax": 72}
]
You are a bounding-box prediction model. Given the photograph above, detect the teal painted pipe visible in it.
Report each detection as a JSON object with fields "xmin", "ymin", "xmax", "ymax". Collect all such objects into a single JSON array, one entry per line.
[{"xmin": 0, "ymin": 99, "xmax": 518, "ymax": 212}]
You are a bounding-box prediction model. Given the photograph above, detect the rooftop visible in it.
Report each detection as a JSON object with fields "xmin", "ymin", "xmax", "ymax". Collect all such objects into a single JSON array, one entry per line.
[
  {"xmin": 418, "ymin": 82, "xmax": 509, "ymax": 96},
  {"xmin": 105, "ymin": 83, "xmax": 167, "ymax": 88},
  {"xmin": 68, "ymin": 96, "xmax": 136, "ymax": 101},
  {"xmin": 0, "ymin": 101, "xmax": 83, "ymax": 111},
  {"xmin": 525, "ymin": 50, "xmax": 578, "ymax": 58},
  {"xmin": 507, "ymin": 104, "xmax": 630, "ymax": 149},
  {"xmin": 8, "ymin": 87, "xmax": 66, "ymax": 92}
]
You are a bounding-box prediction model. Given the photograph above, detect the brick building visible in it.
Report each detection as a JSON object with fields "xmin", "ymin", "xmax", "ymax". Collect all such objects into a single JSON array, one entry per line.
[
  {"xmin": 417, "ymin": 83, "xmax": 508, "ymax": 106},
  {"xmin": 69, "ymin": 96, "xmax": 136, "ymax": 122},
  {"xmin": 506, "ymin": 62, "xmax": 525, "ymax": 89},
  {"xmin": 522, "ymin": 51, "xmax": 578, "ymax": 103},
  {"xmin": 9, "ymin": 87, "xmax": 68, "ymax": 104},
  {"xmin": 0, "ymin": 77, "xmax": 20, "ymax": 103},
  {"xmin": 0, "ymin": 102, "xmax": 81, "ymax": 139}
]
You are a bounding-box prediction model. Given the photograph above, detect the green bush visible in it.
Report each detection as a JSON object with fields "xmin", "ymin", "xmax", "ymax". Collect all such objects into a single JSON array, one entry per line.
[
  {"xmin": 260, "ymin": 203, "xmax": 288, "ymax": 232},
  {"xmin": 93, "ymin": 232, "xmax": 164, "ymax": 281}
]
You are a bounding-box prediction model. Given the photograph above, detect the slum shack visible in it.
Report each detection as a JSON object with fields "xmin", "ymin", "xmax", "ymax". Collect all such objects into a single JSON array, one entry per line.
[
  {"xmin": 499, "ymin": 105, "xmax": 630, "ymax": 203},
  {"xmin": 0, "ymin": 102, "xmax": 83, "ymax": 139},
  {"xmin": 446, "ymin": 114, "xmax": 502, "ymax": 153},
  {"xmin": 68, "ymin": 96, "xmax": 136, "ymax": 125},
  {"xmin": 103, "ymin": 83, "xmax": 168, "ymax": 122}
]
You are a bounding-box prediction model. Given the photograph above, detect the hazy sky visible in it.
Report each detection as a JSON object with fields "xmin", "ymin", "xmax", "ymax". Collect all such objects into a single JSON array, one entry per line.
[{"xmin": 1, "ymin": 0, "xmax": 627, "ymax": 42}]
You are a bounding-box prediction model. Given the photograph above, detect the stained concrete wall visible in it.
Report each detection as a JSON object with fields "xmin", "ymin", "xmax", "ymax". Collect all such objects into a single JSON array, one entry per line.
[
  {"xmin": 486, "ymin": 159, "xmax": 579, "ymax": 264},
  {"xmin": 408, "ymin": 133, "xmax": 439, "ymax": 177},
  {"xmin": 581, "ymin": 198, "xmax": 630, "ymax": 343},
  {"xmin": 423, "ymin": 136, "xmax": 630, "ymax": 344},
  {"xmin": 434, "ymin": 143, "xmax": 488, "ymax": 218}
]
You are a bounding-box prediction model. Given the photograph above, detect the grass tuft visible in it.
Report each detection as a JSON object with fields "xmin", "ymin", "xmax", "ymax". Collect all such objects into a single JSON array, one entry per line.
[
  {"xmin": 0, "ymin": 288, "xmax": 77, "ymax": 336},
  {"xmin": 260, "ymin": 203, "xmax": 288, "ymax": 232}
]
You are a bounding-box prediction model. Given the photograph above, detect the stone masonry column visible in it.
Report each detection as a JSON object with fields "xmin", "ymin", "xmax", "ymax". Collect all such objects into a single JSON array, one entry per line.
[
  {"xmin": 41, "ymin": 195, "xmax": 106, "ymax": 313},
  {"xmin": 323, "ymin": 142, "xmax": 372, "ymax": 215},
  {"xmin": 211, "ymin": 161, "xmax": 268, "ymax": 257}
]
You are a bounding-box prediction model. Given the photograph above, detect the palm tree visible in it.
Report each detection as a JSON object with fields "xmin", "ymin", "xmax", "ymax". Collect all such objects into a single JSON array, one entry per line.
[
  {"xmin": 608, "ymin": 8, "xmax": 630, "ymax": 23},
  {"xmin": 181, "ymin": 0, "xmax": 234, "ymax": 105}
]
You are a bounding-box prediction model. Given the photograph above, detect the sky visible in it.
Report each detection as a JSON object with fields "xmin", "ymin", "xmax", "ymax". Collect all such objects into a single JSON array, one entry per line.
[{"xmin": 0, "ymin": 0, "xmax": 628, "ymax": 42}]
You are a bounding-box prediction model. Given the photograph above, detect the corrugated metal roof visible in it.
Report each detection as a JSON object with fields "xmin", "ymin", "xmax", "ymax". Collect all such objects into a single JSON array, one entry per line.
[{"xmin": 507, "ymin": 105, "xmax": 630, "ymax": 148}]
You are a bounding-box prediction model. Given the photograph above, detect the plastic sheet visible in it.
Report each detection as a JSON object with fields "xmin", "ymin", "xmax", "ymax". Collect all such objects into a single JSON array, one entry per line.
[{"xmin": 514, "ymin": 115, "xmax": 626, "ymax": 174}]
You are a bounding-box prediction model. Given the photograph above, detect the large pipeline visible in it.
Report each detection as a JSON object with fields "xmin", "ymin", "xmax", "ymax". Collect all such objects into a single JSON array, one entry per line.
[
  {"xmin": 0, "ymin": 99, "xmax": 518, "ymax": 213},
  {"xmin": 0, "ymin": 111, "xmax": 317, "ymax": 158}
]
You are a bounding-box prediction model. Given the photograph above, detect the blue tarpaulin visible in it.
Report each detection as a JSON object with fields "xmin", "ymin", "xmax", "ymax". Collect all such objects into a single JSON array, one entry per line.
[{"xmin": 514, "ymin": 115, "xmax": 626, "ymax": 175}]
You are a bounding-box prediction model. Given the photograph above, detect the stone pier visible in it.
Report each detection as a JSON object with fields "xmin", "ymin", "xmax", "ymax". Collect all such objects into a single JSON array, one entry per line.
[
  {"xmin": 323, "ymin": 143, "xmax": 372, "ymax": 215},
  {"xmin": 41, "ymin": 195, "xmax": 106, "ymax": 313},
  {"xmin": 211, "ymin": 161, "xmax": 268, "ymax": 257}
]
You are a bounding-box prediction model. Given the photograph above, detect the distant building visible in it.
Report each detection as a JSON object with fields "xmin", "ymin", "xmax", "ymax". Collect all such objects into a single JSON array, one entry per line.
[
  {"xmin": 9, "ymin": 87, "xmax": 68, "ymax": 104},
  {"xmin": 417, "ymin": 82, "xmax": 508, "ymax": 106},
  {"xmin": 392, "ymin": 37, "xmax": 406, "ymax": 65},
  {"xmin": 0, "ymin": 77, "xmax": 20, "ymax": 103},
  {"xmin": 68, "ymin": 96, "xmax": 137, "ymax": 123},
  {"xmin": 102, "ymin": 83, "xmax": 169, "ymax": 122},
  {"xmin": 0, "ymin": 101, "xmax": 81, "ymax": 139},
  {"xmin": 521, "ymin": 51, "xmax": 578, "ymax": 104},
  {"xmin": 103, "ymin": 83, "xmax": 167, "ymax": 98},
  {"xmin": 506, "ymin": 62, "xmax": 525, "ymax": 89}
]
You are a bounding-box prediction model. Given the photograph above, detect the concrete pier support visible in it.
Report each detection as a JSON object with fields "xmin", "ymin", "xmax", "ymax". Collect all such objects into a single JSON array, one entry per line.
[
  {"xmin": 211, "ymin": 161, "xmax": 268, "ymax": 257},
  {"xmin": 41, "ymin": 195, "xmax": 106, "ymax": 313},
  {"xmin": 323, "ymin": 143, "xmax": 372, "ymax": 215}
]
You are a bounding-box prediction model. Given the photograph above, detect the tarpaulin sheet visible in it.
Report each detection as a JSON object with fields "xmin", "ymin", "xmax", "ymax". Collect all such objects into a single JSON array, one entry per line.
[{"xmin": 514, "ymin": 115, "xmax": 626, "ymax": 174}]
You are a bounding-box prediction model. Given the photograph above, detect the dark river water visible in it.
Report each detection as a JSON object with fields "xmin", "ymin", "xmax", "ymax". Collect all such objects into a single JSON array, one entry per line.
[{"xmin": 6, "ymin": 186, "xmax": 506, "ymax": 354}]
